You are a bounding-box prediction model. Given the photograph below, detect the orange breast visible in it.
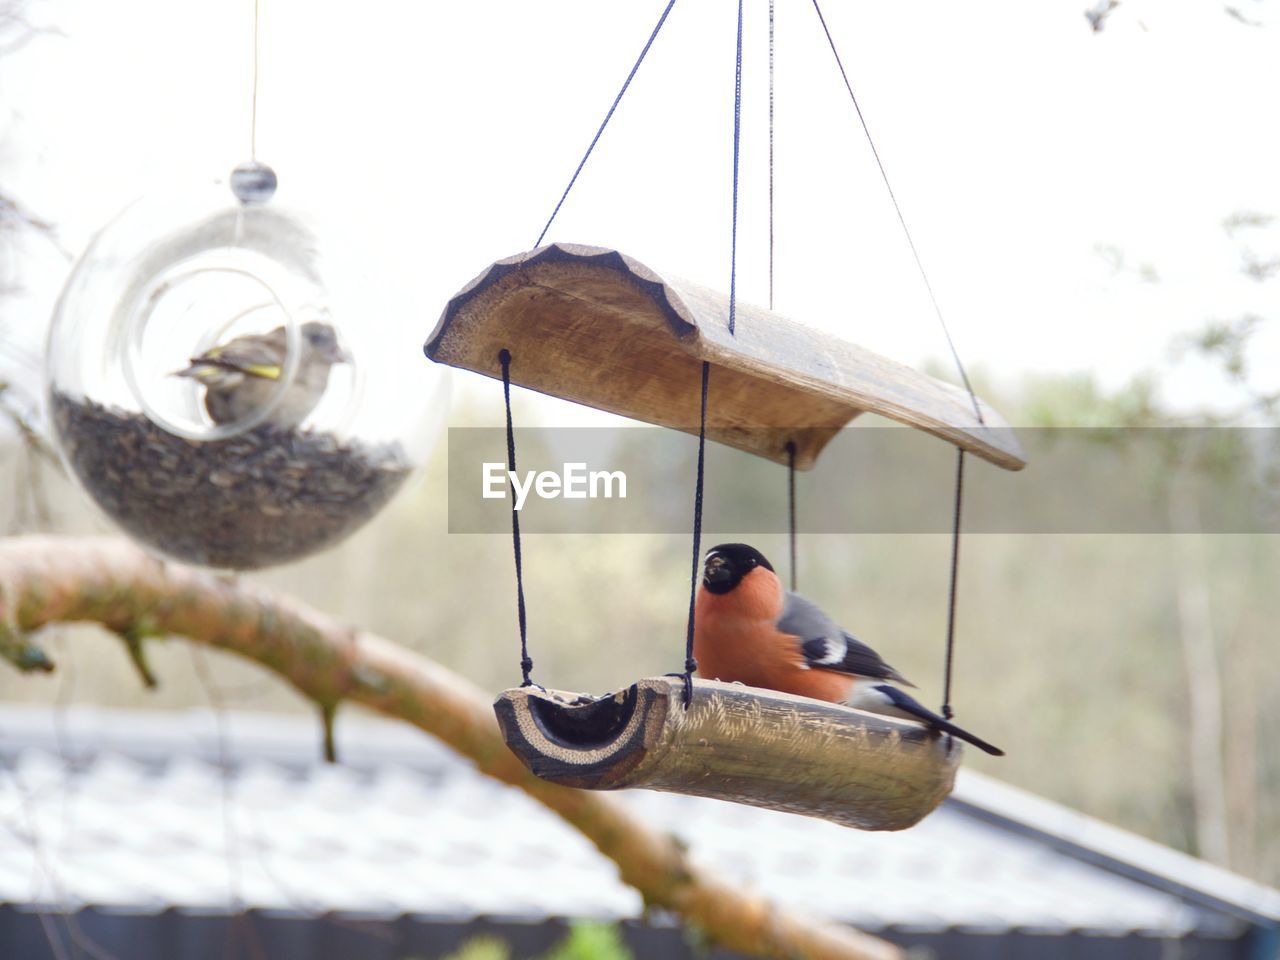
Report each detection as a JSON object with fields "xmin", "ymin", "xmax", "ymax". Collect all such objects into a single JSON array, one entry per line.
[{"xmin": 693, "ymin": 569, "xmax": 853, "ymax": 704}]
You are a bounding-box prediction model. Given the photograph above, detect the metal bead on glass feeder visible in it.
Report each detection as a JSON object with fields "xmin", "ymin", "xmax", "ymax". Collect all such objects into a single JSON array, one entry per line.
[
  {"xmin": 46, "ymin": 163, "xmax": 445, "ymax": 570},
  {"xmin": 230, "ymin": 160, "xmax": 279, "ymax": 205}
]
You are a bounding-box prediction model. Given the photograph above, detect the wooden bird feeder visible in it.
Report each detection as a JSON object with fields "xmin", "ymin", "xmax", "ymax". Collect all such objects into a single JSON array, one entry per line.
[
  {"xmin": 495, "ymin": 677, "xmax": 960, "ymax": 831},
  {"xmin": 426, "ymin": 243, "xmax": 1026, "ymax": 471},
  {"xmin": 427, "ymin": 242, "xmax": 1022, "ymax": 831}
]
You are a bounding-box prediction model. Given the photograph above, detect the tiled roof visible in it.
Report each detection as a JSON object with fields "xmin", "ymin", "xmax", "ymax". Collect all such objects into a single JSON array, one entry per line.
[{"xmin": 0, "ymin": 704, "xmax": 1276, "ymax": 942}]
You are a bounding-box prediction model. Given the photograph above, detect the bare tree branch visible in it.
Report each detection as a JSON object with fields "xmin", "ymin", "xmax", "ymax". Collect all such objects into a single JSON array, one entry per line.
[
  {"xmin": 0, "ymin": 534, "xmax": 903, "ymax": 960},
  {"xmin": 0, "ymin": 0, "xmax": 63, "ymax": 59},
  {"xmin": 0, "ymin": 192, "xmax": 71, "ymax": 263},
  {"xmin": 1169, "ymin": 462, "xmax": 1231, "ymax": 867},
  {"xmin": 0, "ymin": 381, "xmax": 57, "ymax": 463},
  {"xmin": 1224, "ymin": 5, "xmax": 1264, "ymax": 27}
]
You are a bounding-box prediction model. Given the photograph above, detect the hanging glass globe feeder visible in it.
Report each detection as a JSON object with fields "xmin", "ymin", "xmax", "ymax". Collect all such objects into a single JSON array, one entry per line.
[{"xmin": 46, "ymin": 162, "xmax": 445, "ymax": 570}]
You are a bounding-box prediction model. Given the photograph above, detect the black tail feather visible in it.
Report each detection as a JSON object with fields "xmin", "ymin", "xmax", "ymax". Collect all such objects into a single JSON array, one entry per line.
[{"xmin": 874, "ymin": 684, "xmax": 1005, "ymax": 757}]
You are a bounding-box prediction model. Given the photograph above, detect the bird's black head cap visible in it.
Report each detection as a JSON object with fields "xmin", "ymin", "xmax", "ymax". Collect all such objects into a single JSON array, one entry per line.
[{"xmin": 702, "ymin": 543, "xmax": 774, "ymax": 595}]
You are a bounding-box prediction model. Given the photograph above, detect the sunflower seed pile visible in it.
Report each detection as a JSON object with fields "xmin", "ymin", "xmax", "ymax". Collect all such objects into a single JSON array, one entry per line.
[{"xmin": 52, "ymin": 392, "xmax": 412, "ymax": 569}]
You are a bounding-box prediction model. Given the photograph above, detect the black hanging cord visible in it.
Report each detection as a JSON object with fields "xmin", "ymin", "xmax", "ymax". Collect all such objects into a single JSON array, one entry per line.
[
  {"xmin": 785, "ymin": 441, "xmax": 798, "ymax": 591},
  {"xmin": 940, "ymin": 449, "xmax": 966, "ymax": 719},
  {"xmin": 773, "ymin": 11, "xmax": 797, "ymax": 596},
  {"xmin": 499, "ymin": 350, "xmax": 534, "ymax": 687},
  {"xmin": 808, "ymin": 0, "xmax": 983, "ymax": 426},
  {"xmin": 677, "ymin": 0, "xmax": 740, "ymax": 701},
  {"xmin": 728, "ymin": 0, "xmax": 745, "ymax": 334},
  {"xmin": 533, "ymin": 0, "xmax": 679, "ymax": 248},
  {"xmin": 768, "ymin": 0, "xmax": 776, "ymax": 311},
  {"xmin": 808, "ymin": 0, "xmax": 986, "ymax": 721},
  {"xmin": 681, "ymin": 361, "xmax": 711, "ymax": 707}
]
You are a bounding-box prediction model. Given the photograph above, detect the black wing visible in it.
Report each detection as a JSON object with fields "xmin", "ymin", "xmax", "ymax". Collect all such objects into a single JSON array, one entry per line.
[{"xmin": 778, "ymin": 592, "xmax": 915, "ymax": 687}]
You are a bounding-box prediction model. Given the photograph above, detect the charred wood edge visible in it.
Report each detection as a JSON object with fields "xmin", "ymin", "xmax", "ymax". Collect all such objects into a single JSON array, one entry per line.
[{"xmin": 0, "ymin": 535, "xmax": 902, "ymax": 960}]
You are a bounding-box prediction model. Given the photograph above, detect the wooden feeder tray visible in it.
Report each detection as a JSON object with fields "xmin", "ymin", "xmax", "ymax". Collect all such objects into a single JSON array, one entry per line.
[
  {"xmin": 427, "ymin": 243, "xmax": 1025, "ymax": 471},
  {"xmin": 495, "ymin": 676, "xmax": 961, "ymax": 831}
]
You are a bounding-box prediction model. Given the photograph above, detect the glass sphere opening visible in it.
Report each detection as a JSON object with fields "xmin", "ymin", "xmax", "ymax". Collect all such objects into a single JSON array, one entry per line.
[{"xmin": 122, "ymin": 259, "xmax": 301, "ymax": 440}]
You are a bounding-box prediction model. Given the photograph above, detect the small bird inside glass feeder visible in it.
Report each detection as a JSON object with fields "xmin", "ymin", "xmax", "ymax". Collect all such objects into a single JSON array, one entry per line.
[
  {"xmin": 46, "ymin": 169, "xmax": 443, "ymax": 572},
  {"xmin": 174, "ymin": 320, "xmax": 352, "ymax": 429}
]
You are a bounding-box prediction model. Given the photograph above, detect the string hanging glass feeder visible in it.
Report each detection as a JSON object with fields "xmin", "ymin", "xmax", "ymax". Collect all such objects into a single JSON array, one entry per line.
[{"xmin": 46, "ymin": 0, "xmax": 445, "ymax": 570}]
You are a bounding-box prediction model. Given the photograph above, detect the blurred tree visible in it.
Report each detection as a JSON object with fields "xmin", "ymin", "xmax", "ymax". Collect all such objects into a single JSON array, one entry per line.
[
  {"xmin": 540, "ymin": 922, "xmax": 635, "ymax": 960},
  {"xmin": 436, "ymin": 935, "xmax": 511, "ymax": 960},
  {"xmin": 1164, "ymin": 213, "xmax": 1278, "ymax": 874},
  {"xmin": 0, "ymin": 0, "xmax": 64, "ymax": 529},
  {"xmin": 1048, "ymin": 213, "xmax": 1280, "ymax": 871},
  {"xmin": 434, "ymin": 922, "xmax": 636, "ymax": 960}
]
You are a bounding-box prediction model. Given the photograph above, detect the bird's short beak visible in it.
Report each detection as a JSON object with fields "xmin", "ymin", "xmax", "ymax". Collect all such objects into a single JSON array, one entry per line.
[
  {"xmin": 325, "ymin": 344, "xmax": 353, "ymax": 364},
  {"xmin": 703, "ymin": 555, "xmax": 731, "ymax": 587}
]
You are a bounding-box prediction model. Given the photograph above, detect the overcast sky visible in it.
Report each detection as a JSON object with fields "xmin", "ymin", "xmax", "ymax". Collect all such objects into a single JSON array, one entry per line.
[{"xmin": 4, "ymin": 0, "xmax": 1279, "ymax": 426}]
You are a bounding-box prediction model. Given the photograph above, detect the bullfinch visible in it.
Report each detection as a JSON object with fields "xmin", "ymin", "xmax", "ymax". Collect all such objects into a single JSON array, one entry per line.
[
  {"xmin": 694, "ymin": 542, "xmax": 1004, "ymax": 756},
  {"xmin": 174, "ymin": 320, "xmax": 349, "ymax": 429}
]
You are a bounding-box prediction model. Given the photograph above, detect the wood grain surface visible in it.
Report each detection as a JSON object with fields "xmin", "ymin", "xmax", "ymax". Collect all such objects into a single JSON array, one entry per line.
[
  {"xmin": 495, "ymin": 676, "xmax": 960, "ymax": 831},
  {"xmin": 427, "ymin": 243, "xmax": 1026, "ymax": 470}
]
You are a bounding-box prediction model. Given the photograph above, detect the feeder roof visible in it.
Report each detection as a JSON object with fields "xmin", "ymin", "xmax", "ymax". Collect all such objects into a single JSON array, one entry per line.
[{"xmin": 427, "ymin": 244, "xmax": 1026, "ymax": 471}]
